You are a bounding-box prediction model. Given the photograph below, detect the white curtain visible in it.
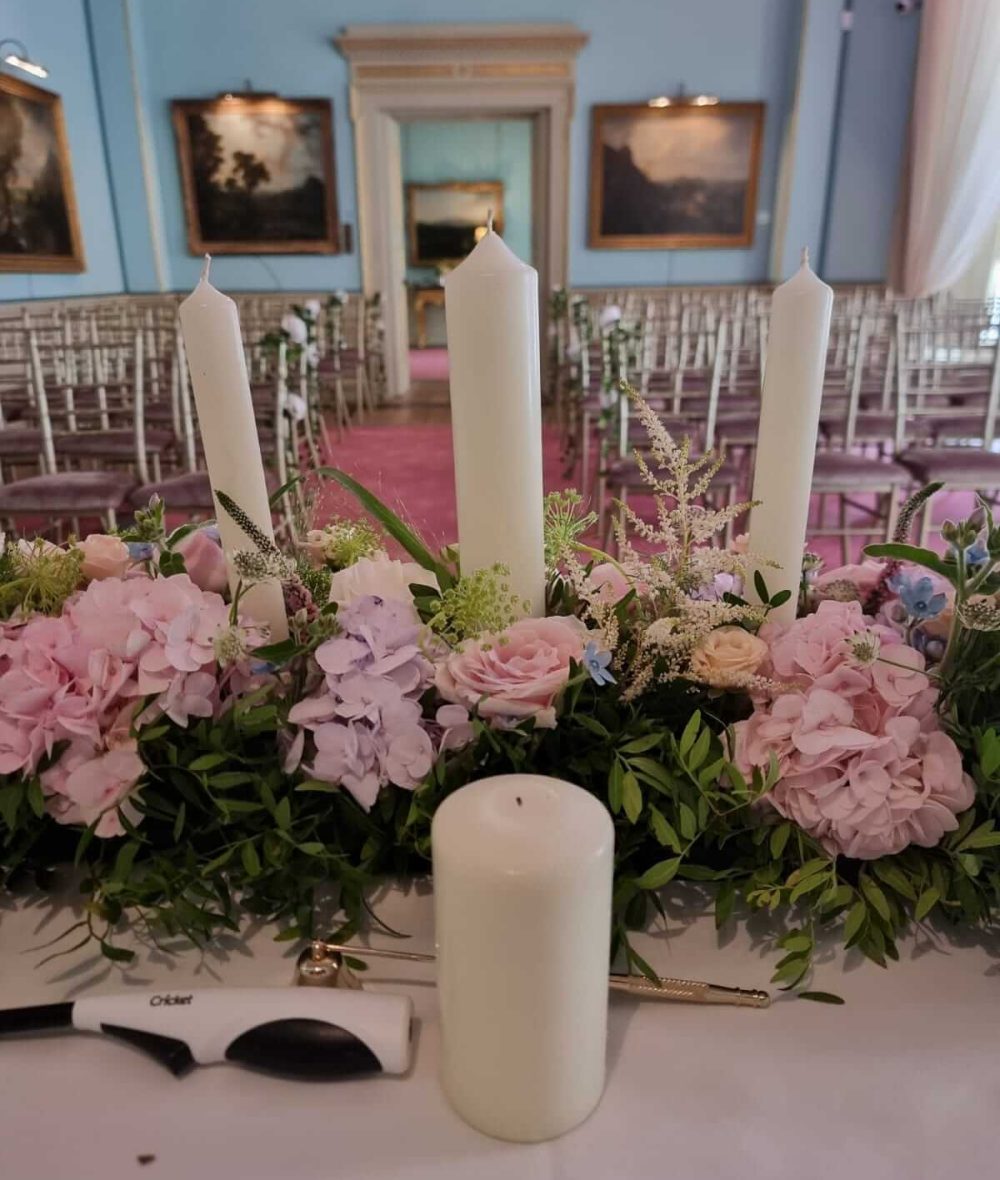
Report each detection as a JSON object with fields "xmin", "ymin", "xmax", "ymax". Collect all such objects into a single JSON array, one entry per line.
[{"xmin": 899, "ymin": 0, "xmax": 1000, "ymax": 298}]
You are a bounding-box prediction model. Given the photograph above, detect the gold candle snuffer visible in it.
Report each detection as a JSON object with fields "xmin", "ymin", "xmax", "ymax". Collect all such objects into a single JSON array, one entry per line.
[{"xmin": 295, "ymin": 940, "xmax": 770, "ymax": 1009}]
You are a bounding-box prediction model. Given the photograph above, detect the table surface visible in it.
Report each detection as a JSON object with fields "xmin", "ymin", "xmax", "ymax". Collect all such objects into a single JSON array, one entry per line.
[{"xmin": 1, "ymin": 881, "xmax": 997, "ymax": 1180}]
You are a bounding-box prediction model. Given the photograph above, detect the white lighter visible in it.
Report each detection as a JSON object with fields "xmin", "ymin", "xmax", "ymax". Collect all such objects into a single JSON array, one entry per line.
[{"xmin": 0, "ymin": 988, "xmax": 412, "ymax": 1080}]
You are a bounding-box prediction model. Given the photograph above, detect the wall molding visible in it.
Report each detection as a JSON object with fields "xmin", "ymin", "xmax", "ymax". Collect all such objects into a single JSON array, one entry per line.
[{"xmin": 335, "ymin": 22, "xmax": 588, "ymax": 397}]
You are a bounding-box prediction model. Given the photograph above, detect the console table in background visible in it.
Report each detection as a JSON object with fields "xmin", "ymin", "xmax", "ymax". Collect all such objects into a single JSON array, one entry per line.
[{"xmin": 411, "ymin": 286, "xmax": 445, "ymax": 349}]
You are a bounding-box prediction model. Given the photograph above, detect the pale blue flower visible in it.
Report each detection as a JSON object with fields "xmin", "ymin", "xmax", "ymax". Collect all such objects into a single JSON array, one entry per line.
[
  {"xmin": 583, "ymin": 641, "xmax": 616, "ymax": 686},
  {"xmin": 127, "ymin": 542, "xmax": 154, "ymax": 561},
  {"xmin": 889, "ymin": 573, "xmax": 947, "ymax": 620}
]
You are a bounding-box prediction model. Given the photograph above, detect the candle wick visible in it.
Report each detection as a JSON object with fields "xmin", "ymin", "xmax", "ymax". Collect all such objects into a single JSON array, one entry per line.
[
  {"xmin": 486, "ymin": 209, "xmax": 494, "ymax": 234},
  {"xmin": 800, "ymin": 246, "xmax": 810, "ymax": 268},
  {"xmin": 200, "ymin": 254, "xmax": 212, "ymax": 283},
  {"xmin": 516, "ymin": 796, "xmax": 523, "ymax": 806}
]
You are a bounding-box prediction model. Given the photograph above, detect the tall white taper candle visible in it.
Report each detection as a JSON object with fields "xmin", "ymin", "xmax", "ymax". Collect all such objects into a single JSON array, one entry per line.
[
  {"xmin": 432, "ymin": 775, "xmax": 614, "ymax": 1142},
  {"xmin": 178, "ymin": 258, "xmax": 288, "ymax": 640},
  {"xmin": 443, "ymin": 224, "xmax": 546, "ymax": 616},
  {"xmin": 748, "ymin": 250, "xmax": 833, "ymax": 626}
]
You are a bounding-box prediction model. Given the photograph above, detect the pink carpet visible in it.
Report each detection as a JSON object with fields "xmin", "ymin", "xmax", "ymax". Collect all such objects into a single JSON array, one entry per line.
[
  {"xmin": 408, "ymin": 348, "xmax": 450, "ymax": 383},
  {"xmin": 318, "ymin": 422, "xmax": 977, "ymax": 567}
]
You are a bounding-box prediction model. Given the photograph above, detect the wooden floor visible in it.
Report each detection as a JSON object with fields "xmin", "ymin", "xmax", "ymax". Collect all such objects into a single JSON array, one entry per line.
[{"xmin": 372, "ymin": 380, "xmax": 452, "ymax": 426}]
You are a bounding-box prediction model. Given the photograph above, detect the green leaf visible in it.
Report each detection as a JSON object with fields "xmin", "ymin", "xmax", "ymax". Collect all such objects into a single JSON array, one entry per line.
[
  {"xmin": 790, "ymin": 872, "xmax": 829, "ymax": 904},
  {"xmin": 274, "ymin": 797, "xmax": 292, "ymax": 830},
  {"xmin": 753, "ymin": 569, "xmax": 769, "ymax": 602},
  {"xmin": 297, "ymin": 842, "xmax": 327, "ymax": 857},
  {"xmin": 620, "ymin": 733, "xmax": 663, "ymax": 755},
  {"xmin": 137, "ymin": 724, "xmax": 170, "ymax": 743},
  {"xmin": 250, "ymin": 639, "xmax": 301, "ymax": 665},
  {"xmin": 0, "ymin": 784, "xmax": 22, "ymax": 829},
  {"xmin": 100, "ymin": 942, "xmax": 135, "ymax": 964},
  {"xmin": 111, "ymin": 841, "xmax": 140, "ymax": 884},
  {"xmin": 871, "ymin": 860, "xmax": 917, "ymax": 901},
  {"xmin": 628, "ymin": 757, "xmax": 674, "ymax": 790},
  {"xmin": 679, "ymin": 712, "xmax": 702, "ymax": 758},
  {"xmin": 208, "ymin": 772, "xmax": 256, "ymax": 789},
  {"xmin": 319, "ymin": 467, "xmax": 453, "ymax": 587},
  {"xmin": 861, "ymin": 877, "xmax": 891, "ymax": 923},
  {"xmin": 678, "ymin": 801, "xmax": 697, "ymax": 842},
  {"xmin": 636, "ymin": 857, "xmax": 681, "ymax": 890},
  {"xmin": 771, "ymin": 956, "xmax": 809, "ymax": 988},
  {"xmin": 958, "ymin": 821, "xmax": 1000, "ymax": 851},
  {"xmin": 622, "ymin": 771, "xmax": 643, "ymax": 824},
  {"xmin": 189, "ymin": 753, "xmax": 229, "ymax": 772},
  {"xmin": 863, "ymin": 542, "xmax": 956, "ymax": 582},
  {"xmin": 26, "ymin": 777, "xmax": 45, "ymax": 819},
  {"xmin": 914, "ymin": 887, "xmax": 940, "ymax": 921},
  {"xmin": 172, "ymin": 801, "xmax": 186, "ymax": 844},
  {"xmin": 778, "ymin": 931, "xmax": 813, "ymax": 954},
  {"xmin": 649, "ymin": 806, "xmax": 682, "ymax": 852},
  {"xmin": 843, "ymin": 900, "xmax": 867, "ymax": 943},
  {"xmin": 608, "ymin": 761, "xmax": 624, "ymax": 814},
  {"xmin": 769, "ymin": 823, "xmax": 791, "ymax": 860},
  {"xmin": 241, "ymin": 842, "xmax": 262, "ymax": 878},
  {"xmin": 798, "ymin": 991, "xmax": 845, "ymax": 1005},
  {"xmin": 576, "ymin": 714, "xmax": 611, "ymax": 738},
  {"xmin": 295, "ymin": 779, "xmax": 340, "ymax": 794},
  {"xmin": 687, "ymin": 726, "xmax": 711, "ymax": 771},
  {"xmin": 979, "ymin": 730, "xmax": 1000, "ymax": 778},
  {"xmin": 769, "ymin": 588, "xmax": 792, "ymax": 608}
]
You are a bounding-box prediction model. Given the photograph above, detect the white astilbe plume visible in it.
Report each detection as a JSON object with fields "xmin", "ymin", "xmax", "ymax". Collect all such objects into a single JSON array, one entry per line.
[{"xmin": 563, "ymin": 383, "xmax": 771, "ymax": 699}]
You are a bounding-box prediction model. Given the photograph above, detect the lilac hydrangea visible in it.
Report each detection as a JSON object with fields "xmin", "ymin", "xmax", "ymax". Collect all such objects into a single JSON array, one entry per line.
[{"xmin": 288, "ymin": 595, "xmax": 459, "ymax": 810}]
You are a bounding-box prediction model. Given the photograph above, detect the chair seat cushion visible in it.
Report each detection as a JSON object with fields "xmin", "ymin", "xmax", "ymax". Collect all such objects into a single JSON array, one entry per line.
[
  {"xmin": 0, "ymin": 471, "xmax": 136, "ymax": 514},
  {"xmin": 55, "ymin": 428, "xmax": 174, "ymax": 458},
  {"xmin": 811, "ymin": 452, "xmax": 910, "ymax": 490},
  {"xmin": 0, "ymin": 428, "xmax": 45, "ymax": 457},
  {"xmin": 898, "ymin": 447, "xmax": 1000, "ymax": 483},
  {"xmin": 131, "ymin": 472, "xmax": 214, "ymax": 511}
]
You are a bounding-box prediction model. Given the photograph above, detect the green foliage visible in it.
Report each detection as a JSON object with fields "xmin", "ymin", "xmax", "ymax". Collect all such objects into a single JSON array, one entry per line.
[
  {"xmin": 0, "ymin": 537, "xmax": 84, "ymax": 618},
  {"xmin": 427, "ymin": 565, "xmax": 526, "ymax": 644}
]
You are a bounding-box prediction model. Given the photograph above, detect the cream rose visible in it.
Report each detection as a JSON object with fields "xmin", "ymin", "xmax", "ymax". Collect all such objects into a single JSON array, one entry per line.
[
  {"xmin": 76, "ymin": 534, "xmax": 130, "ymax": 581},
  {"xmin": 328, "ymin": 551, "xmax": 439, "ymax": 620},
  {"xmin": 689, "ymin": 626, "xmax": 768, "ymax": 688}
]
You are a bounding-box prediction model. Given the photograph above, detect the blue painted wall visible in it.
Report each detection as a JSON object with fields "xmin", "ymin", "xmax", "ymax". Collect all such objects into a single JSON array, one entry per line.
[
  {"xmin": 400, "ymin": 118, "xmax": 533, "ymax": 283},
  {"xmin": 822, "ymin": 1, "xmax": 921, "ymax": 282},
  {"xmin": 3, "ymin": 0, "xmax": 923, "ymax": 296},
  {"xmin": 1, "ymin": 0, "xmax": 124, "ymax": 299}
]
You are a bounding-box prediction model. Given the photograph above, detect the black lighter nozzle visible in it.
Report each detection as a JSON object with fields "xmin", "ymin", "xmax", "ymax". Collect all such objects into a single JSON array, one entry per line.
[{"xmin": 0, "ymin": 1002, "xmax": 73, "ymax": 1035}]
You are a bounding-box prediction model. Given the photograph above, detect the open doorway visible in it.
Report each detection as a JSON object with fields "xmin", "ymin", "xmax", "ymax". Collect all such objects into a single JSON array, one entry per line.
[
  {"xmin": 401, "ymin": 116, "xmax": 535, "ymax": 391},
  {"xmin": 335, "ymin": 23, "xmax": 588, "ymax": 398}
]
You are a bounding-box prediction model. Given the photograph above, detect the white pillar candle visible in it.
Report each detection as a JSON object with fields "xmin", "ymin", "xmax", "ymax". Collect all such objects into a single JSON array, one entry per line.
[
  {"xmin": 748, "ymin": 250, "xmax": 833, "ymax": 626},
  {"xmin": 179, "ymin": 259, "xmax": 288, "ymax": 640},
  {"xmin": 431, "ymin": 774, "xmax": 614, "ymax": 1142},
  {"xmin": 443, "ymin": 227, "xmax": 546, "ymax": 617}
]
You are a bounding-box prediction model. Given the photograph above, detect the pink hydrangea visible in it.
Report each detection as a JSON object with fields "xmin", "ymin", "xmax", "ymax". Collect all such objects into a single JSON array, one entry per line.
[
  {"xmin": 1, "ymin": 572, "xmax": 262, "ymax": 836},
  {"xmin": 436, "ymin": 615, "xmax": 589, "ymax": 729},
  {"xmin": 732, "ymin": 599, "xmax": 973, "ymax": 859}
]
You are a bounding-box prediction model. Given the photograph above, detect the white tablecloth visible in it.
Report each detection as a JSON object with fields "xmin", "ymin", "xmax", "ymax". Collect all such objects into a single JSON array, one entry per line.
[{"xmin": 1, "ymin": 880, "xmax": 997, "ymax": 1180}]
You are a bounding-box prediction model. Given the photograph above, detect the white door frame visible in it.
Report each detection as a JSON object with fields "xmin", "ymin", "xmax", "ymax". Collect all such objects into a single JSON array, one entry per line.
[{"xmin": 335, "ymin": 24, "xmax": 588, "ymax": 397}]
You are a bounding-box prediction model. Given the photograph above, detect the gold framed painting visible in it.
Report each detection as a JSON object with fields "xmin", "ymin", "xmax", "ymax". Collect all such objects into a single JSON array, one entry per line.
[
  {"xmin": 406, "ymin": 181, "xmax": 504, "ymax": 267},
  {"xmin": 588, "ymin": 102, "xmax": 765, "ymax": 250},
  {"xmin": 0, "ymin": 73, "xmax": 85, "ymax": 273},
  {"xmin": 172, "ymin": 95, "xmax": 341, "ymax": 255}
]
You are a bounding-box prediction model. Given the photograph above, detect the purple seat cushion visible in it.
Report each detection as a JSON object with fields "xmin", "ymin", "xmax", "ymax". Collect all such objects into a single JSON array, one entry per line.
[
  {"xmin": 0, "ymin": 428, "xmax": 45, "ymax": 457},
  {"xmin": 55, "ymin": 428, "xmax": 174, "ymax": 459},
  {"xmin": 811, "ymin": 452, "xmax": 910, "ymax": 490},
  {"xmin": 130, "ymin": 472, "xmax": 214, "ymax": 511},
  {"xmin": 899, "ymin": 447, "xmax": 1000, "ymax": 484},
  {"xmin": 0, "ymin": 471, "xmax": 136, "ymax": 514}
]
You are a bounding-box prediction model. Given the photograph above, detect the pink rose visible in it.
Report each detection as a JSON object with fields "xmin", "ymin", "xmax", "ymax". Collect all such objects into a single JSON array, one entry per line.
[
  {"xmin": 436, "ymin": 615, "xmax": 589, "ymax": 729},
  {"xmin": 76, "ymin": 534, "xmax": 130, "ymax": 581},
  {"xmin": 176, "ymin": 528, "xmax": 229, "ymax": 594}
]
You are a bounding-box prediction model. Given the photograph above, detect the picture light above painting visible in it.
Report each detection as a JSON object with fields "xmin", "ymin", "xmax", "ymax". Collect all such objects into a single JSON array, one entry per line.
[
  {"xmin": 0, "ymin": 73, "xmax": 85, "ymax": 273},
  {"xmin": 171, "ymin": 94, "xmax": 342, "ymax": 255},
  {"xmin": 588, "ymin": 100, "xmax": 765, "ymax": 250}
]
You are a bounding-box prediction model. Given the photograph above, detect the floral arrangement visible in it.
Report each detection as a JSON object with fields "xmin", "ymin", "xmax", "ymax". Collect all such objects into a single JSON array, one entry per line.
[{"xmin": 1, "ymin": 399, "xmax": 998, "ymax": 998}]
